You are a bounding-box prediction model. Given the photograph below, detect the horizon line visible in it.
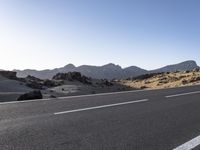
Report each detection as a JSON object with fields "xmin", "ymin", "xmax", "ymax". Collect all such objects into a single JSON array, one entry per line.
[{"xmin": 3, "ymin": 60, "xmax": 198, "ymax": 72}]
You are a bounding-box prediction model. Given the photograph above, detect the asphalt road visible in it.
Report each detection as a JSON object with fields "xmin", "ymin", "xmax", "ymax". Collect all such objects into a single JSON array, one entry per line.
[{"xmin": 0, "ymin": 85, "xmax": 200, "ymax": 150}]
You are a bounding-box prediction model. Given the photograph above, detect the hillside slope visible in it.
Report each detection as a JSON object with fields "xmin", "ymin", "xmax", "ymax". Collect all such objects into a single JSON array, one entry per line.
[{"xmin": 119, "ymin": 69, "xmax": 200, "ymax": 89}]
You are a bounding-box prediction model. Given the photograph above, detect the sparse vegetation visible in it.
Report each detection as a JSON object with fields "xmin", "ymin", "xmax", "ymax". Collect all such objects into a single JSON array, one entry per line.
[{"xmin": 118, "ymin": 70, "xmax": 200, "ymax": 89}]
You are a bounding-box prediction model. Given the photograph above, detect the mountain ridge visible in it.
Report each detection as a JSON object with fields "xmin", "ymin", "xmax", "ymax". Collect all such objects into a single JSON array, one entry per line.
[{"xmin": 14, "ymin": 60, "xmax": 199, "ymax": 79}]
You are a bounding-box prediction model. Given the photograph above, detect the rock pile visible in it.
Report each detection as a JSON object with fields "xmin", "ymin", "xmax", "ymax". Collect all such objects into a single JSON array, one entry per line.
[{"xmin": 53, "ymin": 72, "xmax": 92, "ymax": 84}]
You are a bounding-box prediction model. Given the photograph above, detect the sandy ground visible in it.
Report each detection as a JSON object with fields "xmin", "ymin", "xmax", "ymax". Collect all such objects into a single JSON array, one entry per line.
[
  {"xmin": 0, "ymin": 76, "xmax": 133, "ymax": 102},
  {"xmin": 0, "ymin": 79, "xmax": 31, "ymax": 92},
  {"xmin": 118, "ymin": 70, "xmax": 200, "ymax": 89},
  {"xmin": 42, "ymin": 80, "xmax": 133, "ymax": 99},
  {"xmin": 0, "ymin": 75, "xmax": 32, "ymax": 102}
]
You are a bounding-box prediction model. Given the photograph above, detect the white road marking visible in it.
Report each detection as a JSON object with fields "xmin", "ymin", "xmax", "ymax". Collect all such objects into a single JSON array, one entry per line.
[
  {"xmin": 0, "ymin": 90, "xmax": 142, "ymax": 105},
  {"xmin": 54, "ymin": 99, "xmax": 149, "ymax": 115},
  {"xmin": 173, "ymin": 135, "xmax": 200, "ymax": 150},
  {"xmin": 165, "ymin": 91, "xmax": 200, "ymax": 98},
  {"xmin": 0, "ymin": 98, "xmax": 55, "ymax": 105},
  {"xmin": 0, "ymin": 88, "xmax": 151, "ymax": 105},
  {"xmin": 0, "ymin": 84, "xmax": 199, "ymax": 105},
  {"xmin": 0, "ymin": 92, "xmax": 24, "ymax": 94}
]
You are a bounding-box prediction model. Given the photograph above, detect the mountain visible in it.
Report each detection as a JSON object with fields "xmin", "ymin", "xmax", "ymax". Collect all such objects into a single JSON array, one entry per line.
[
  {"xmin": 15, "ymin": 60, "xmax": 199, "ymax": 80},
  {"xmin": 15, "ymin": 63, "xmax": 128, "ymax": 79},
  {"xmin": 151, "ymin": 60, "xmax": 199, "ymax": 73},
  {"xmin": 14, "ymin": 64, "xmax": 76, "ymax": 79},
  {"xmin": 124, "ymin": 66, "xmax": 148, "ymax": 78},
  {"xmin": 74, "ymin": 63, "xmax": 126, "ymax": 79}
]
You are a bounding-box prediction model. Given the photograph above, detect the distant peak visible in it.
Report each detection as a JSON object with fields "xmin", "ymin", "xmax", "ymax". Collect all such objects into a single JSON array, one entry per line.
[
  {"xmin": 125, "ymin": 66, "xmax": 143, "ymax": 69},
  {"xmin": 102, "ymin": 63, "xmax": 121, "ymax": 68},
  {"xmin": 181, "ymin": 60, "xmax": 197, "ymax": 65},
  {"xmin": 64, "ymin": 64, "xmax": 76, "ymax": 68}
]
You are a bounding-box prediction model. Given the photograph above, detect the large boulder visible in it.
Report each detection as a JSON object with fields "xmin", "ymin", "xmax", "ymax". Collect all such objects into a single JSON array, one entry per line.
[{"xmin": 17, "ymin": 90, "xmax": 43, "ymax": 101}]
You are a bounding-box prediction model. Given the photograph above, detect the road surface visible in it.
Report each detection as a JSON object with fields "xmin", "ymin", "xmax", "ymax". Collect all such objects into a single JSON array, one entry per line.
[{"xmin": 0, "ymin": 85, "xmax": 200, "ymax": 150}]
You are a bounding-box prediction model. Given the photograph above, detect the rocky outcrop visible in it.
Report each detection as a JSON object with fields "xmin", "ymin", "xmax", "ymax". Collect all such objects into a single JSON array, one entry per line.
[
  {"xmin": 0, "ymin": 71, "xmax": 17, "ymax": 79},
  {"xmin": 43, "ymin": 79, "xmax": 63, "ymax": 87},
  {"xmin": 53, "ymin": 72, "xmax": 92, "ymax": 84},
  {"xmin": 22, "ymin": 76, "xmax": 63, "ymax": 89},
  {"xmin": 23, "ymin": 75, "xmax": 44, "ymax": 89},
  {"xmin": 17, "ymin": 90, "xmax": 43, "ymax": 101}
]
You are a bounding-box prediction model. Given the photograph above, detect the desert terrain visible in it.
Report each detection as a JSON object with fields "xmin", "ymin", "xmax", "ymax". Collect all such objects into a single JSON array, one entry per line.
[
  {"xmin": 0, "ymin": 71, "xmax": 133, "ymax": 102},
  {"xmin": 118, "ymin": 69, "xmax": 200, "ymax": 89},
  {"xmin": 0, "ymin": 65, "xmax": 200, "ymax": 102}
]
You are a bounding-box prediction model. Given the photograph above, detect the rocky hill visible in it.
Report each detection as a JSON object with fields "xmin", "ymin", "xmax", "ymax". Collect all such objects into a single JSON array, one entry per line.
[{"xmin": 150, "ymin": 60, "xmax": 199, "ymax": 73}]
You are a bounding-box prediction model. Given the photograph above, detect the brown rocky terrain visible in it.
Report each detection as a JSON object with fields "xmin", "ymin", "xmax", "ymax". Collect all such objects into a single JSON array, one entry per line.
[{"xmin": 118, "ymin": 69, "xmax": 200, "ymax": 89}]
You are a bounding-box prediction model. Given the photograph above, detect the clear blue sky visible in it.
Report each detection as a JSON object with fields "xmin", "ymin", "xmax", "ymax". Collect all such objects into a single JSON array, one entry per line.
[{"xmin": 0, "ymin": 0, "xmax": 200, "ymax": 70}]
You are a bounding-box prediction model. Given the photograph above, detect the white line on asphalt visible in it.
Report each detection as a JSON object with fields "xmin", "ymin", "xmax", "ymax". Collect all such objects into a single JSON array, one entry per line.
[
  {"xmin": 0, "ymin": 84, "xmax": 199, "ymax": 105},
  {"xmin": 54, "ymin": 99, "xmax": 149, "ymax": 115},
  {"xmin": 0, "ymin": 89, "xmax": 150, "ymax": 105},
  {"xmin": 0, "ymin": 98, "xmax": 57, "ymax": 105},
  {"xmin": 0, "ymin": 90, "xmax": 141, "ymax": 105},
  {"xmin": 0, "ymin": 88, "xmax": 151, "ymax": 105},
  {"xmin": 165, "ymin": 91, "xmax": 200, "ymax": 98},
  {"xmin": 0, "ymin": 92, "xmax": 24, "ymax": 94},
  {"xmin": 173, "ymin": 135, "xmax": 200, "ymax": 150}
]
